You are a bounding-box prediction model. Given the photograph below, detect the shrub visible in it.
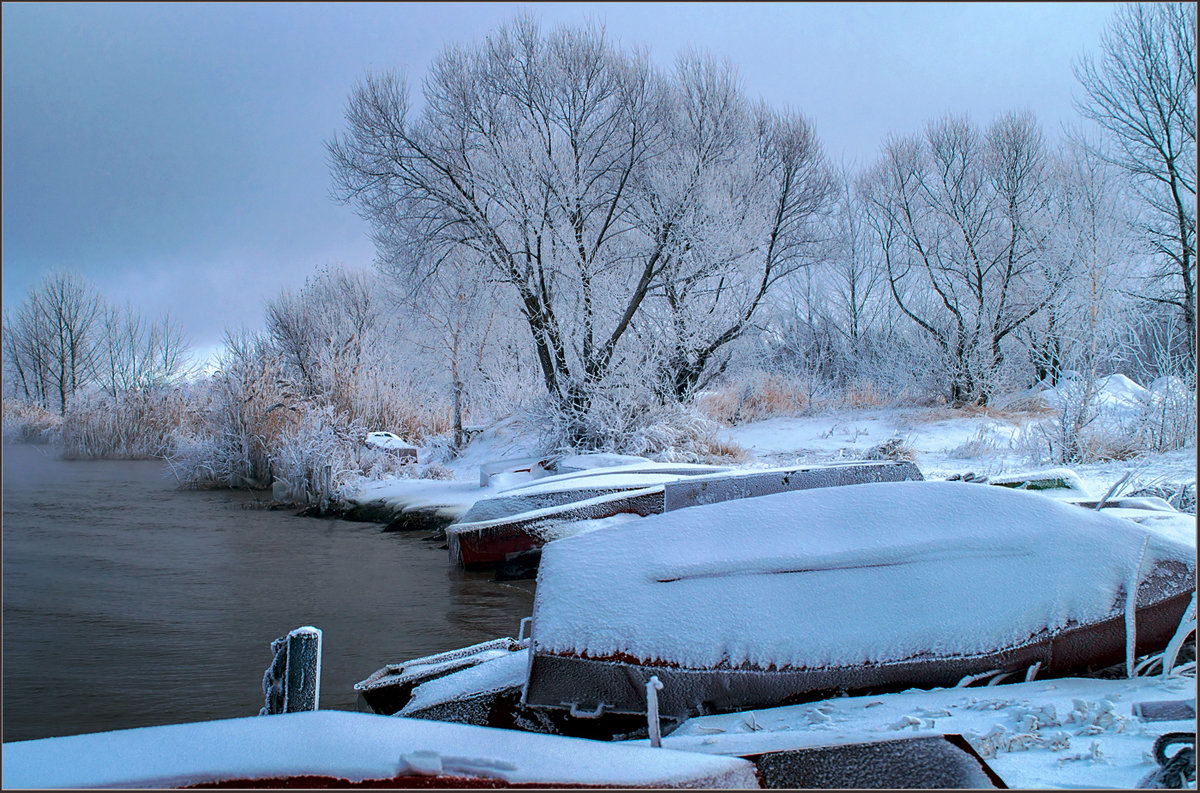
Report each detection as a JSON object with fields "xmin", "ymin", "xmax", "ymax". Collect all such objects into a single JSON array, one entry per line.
[
  {"xmin": 529, "ymin": 393, "xmax": 748, "ymax": 464},
  {"xmin": 2, "ymin": 398, "xmax": 61, "ymax": 444}
]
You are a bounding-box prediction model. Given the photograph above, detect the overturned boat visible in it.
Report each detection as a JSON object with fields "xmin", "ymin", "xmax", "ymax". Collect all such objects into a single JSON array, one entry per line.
[
  {"xmin": 447, "ymin": 460, "xmax": 923, "ymax": 569},
  {"xmin": 520, "ymin": 481, "xmax": 1195, "ymax": 725}
]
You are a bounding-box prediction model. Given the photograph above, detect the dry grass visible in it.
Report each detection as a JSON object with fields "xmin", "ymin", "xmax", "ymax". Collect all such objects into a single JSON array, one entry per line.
[
  {"xmin": 61, "ymin": 389, "xmax": 196, "ymax": 459},
  {"xmin": 1079, "ymin": 430, "xmax": 1148, "ymax": 462},
  {"xmin": 841, "ymin": 380, "xmax": 890, "ymax": 409},
  {"xmin": 696, "ymin": 373, "xmax": 813, "ymax": 425}
]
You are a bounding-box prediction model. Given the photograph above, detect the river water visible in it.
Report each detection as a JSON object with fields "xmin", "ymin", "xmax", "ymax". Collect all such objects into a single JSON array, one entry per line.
[{"xmin": 2, "ymin": 442, "xmax": 534, "ymax": 742}]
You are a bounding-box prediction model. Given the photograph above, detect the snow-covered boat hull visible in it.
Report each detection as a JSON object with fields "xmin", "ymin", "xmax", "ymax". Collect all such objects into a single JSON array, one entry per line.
[
  {"xmin": 449, "ymin": 487, "xmax": 667, "ymax": 569},
  {"xmin": 524, "ymin": 578, "xmax": 1194, "ymax": 721},
  {"xmin": 355, "ymin": 638, "xmax": 521, "ymax": 717},
  {"xmin": 522, "ymin": 481, "xmax": 1196, "ymax": 723},
  {"xmin": 1, "ymin": 711, "xmax": 759, "ymax": 789}
]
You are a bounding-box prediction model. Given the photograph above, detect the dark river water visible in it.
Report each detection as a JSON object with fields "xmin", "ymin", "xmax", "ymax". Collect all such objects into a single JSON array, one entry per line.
[{"xmin": 1, "ymin": 442, "xmax": 534, "ymax": 742}]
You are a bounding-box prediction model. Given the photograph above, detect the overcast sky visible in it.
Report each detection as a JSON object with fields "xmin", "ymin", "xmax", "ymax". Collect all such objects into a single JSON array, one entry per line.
[{"xmin": 2, "ymin": 2, "xmax": 1119, "ymax": 363}]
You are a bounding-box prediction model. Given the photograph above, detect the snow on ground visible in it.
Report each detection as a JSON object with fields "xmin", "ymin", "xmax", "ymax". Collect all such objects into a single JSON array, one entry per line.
[
  {"xmin": 532, "ymin": 481, "xmax": 1194, "ymax": 671},
  {"xmin": 342, "ymin": 375, "xmax": 1193, "ymax": 520},
  {"xmin": 634, "ymin": 671, "xmax": 1196, "ymax": 789},
  {"xmin": 1, "ymin": 710, "xmax": 758, "ymax": 789},
  {"xmin": 722, "ymin": 403, "xmax": 1195, "ymax": 499}
]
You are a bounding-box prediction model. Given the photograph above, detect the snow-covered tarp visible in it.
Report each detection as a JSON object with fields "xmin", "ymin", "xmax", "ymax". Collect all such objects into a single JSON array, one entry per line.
[
  {"xmin": 1, "ymin": 710, "xmax": 759, "ymax": 789},
  {"xmin": 530, "ymin": 481, "xmax": 1195, "ymax": 673}
]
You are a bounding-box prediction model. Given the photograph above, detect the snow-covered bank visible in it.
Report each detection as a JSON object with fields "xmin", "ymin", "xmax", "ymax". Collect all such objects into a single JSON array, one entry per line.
[
  {"xmin": 721, "ymin": 405, "xmax": 1196, "ymax": 503},
  {"xmin": 336, "ymin": 375, "xmax": 1194, "ymax": 527}
]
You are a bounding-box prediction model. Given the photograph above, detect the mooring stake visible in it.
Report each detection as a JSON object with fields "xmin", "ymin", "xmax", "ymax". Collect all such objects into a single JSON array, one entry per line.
[
  {"xmin": 260, "ymin": 626, "xmax": 322, "ymax": 715},
  {"xmin": 646, "ymin": 675, "xmax": 664, "ymax": 747}
]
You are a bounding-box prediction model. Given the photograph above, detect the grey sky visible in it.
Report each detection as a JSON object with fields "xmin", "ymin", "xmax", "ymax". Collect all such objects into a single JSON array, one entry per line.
[{"xmin": 2, "ymin": 2, "xmax": 1118, "ymax": 363}]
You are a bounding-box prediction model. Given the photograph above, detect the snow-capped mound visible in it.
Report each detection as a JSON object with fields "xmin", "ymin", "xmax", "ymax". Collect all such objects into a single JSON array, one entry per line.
[{"xmin": 1037, "ymin": 372, "xmax": 1151, "ymax": 415}]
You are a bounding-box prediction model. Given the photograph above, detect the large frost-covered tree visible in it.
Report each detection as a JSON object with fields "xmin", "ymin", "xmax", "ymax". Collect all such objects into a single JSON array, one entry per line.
[
  {"xmin": 1075, "ymin": 2, "xmax": 1196, "ymax": 374},
  {"xmin": 327, "ymin": 16, "xmax": 831, "ymax": 439},
  {"xmin": 863, "ymin": 112, "xmax": 1059, "ymax": 405},
  {"xmin": 637, "ymin": 55, "xmax": 833, "ymax": 400}
]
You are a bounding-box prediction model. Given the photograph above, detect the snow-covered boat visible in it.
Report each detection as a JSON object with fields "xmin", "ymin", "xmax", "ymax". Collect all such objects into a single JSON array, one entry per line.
[
  {"xmin": 521, "ymin": 481, "xmax": 1195, "ymax": 724},
  {"xmin": 0, "ymin": 710, "xmax": 758, "ymax": 789},
  {"xmin": 354, "ymin": 637, "xmax": 522, "ymax": 717},
  {"xmin": 446, "ymin": 460, "xmax": 923, "ymax": 569}
]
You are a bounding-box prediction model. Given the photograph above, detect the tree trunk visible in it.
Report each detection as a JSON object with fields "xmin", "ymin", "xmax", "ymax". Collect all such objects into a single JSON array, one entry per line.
[{"xmin": 452, "ymin": 379, "xmax": 464, "ymax": 450}]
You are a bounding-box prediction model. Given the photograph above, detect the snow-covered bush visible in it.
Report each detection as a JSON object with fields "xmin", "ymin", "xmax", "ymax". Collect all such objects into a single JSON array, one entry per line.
[
  {"xmin": 2, "ymin": 397, "xmax": 61, "ymax": 443},
  {"xmin": 270, "ymin": 404, "xmax": 422, "ymax": 505},
  {"xmin": 529, "ymin": 392, "xmax": 746, "ymax": 464},
  {"xmin": 865, "ymin": 437, "xmax": 917, "ymax": 462},
  {"xmin": 1139, "ymin": 376, "xmax": 1196, "ymax": 453},
  {"xmin": 167, "ymin": 335, "xmax": 291, "ymax": 489},
  {"xmin": 1018, "ymin": 372, "xmax": 1196, "ymax": 464}
]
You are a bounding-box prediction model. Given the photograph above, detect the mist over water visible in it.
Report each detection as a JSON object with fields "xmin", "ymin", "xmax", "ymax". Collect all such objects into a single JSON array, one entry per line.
[{"xmin": 2, "ymin": 442, "xmax": 533, "ymax": 742}]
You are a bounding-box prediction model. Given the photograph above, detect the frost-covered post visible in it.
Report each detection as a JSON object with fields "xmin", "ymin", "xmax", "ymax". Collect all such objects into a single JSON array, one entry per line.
[
  {"xmin": 645, "ymin": 675, "xmax": 664, "ymax": 747},
  {"xmin": 260, "ymin": 626, "xmax": 322, "ymax": 715},
  {"xmin": 320, "ymin": 463, "xmax": 332, "ymax": 515}
]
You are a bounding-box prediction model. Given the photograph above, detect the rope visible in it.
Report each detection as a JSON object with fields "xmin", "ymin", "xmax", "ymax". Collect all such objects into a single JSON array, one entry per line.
[{"xmin": 1139, "ymin": 732, "xmax": 1196, "ymax": 789}]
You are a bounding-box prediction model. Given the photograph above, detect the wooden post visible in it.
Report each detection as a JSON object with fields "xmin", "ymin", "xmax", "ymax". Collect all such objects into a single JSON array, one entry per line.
[
  {"xmin": 319, "ymin": 464, "xmax": 332, "ymax": 515},
  {"xmin": 260, "ymin": 626, "xmax": 322, "ymax": 715}
]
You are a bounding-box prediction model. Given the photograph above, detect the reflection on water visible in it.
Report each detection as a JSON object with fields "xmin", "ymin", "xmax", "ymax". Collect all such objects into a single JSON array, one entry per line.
[{"xmin": 2, "ymin": 442, "xmax": 533, "ymax": 742}]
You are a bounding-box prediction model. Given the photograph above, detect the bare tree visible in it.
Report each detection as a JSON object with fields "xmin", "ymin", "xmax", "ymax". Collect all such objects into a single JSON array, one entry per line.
[
  {"xmin": 829, "ymin": 164, "xmax": 887, "ymax": 358},
  {"xmin": 265, "ymin": 266, "xmax": 380, "ymax": 410},
  {"xmin": 3, "ymin": 272, "xmax": 103, "ymax": 413},
  {"xmin": 642, "ymin": 55, "xmax": 834, "ymax": 400},
  {"xmin": 4, "ymin": 303, "xmax": 51, "ymax": 407},
  {"xmin": 96, "ymin": 303, "xmax": 191, "ymax": 396},
  {"xmin": 1075, "ymin": 2, "xmax": 1197, "ymax": 372},
  {"xmin": 863, "ymin": 112, "xmax": 1059, "ymax": 405},
  {"xmin": 388, "ymin": 244, "xmax": 502, "ymax": 449}
]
